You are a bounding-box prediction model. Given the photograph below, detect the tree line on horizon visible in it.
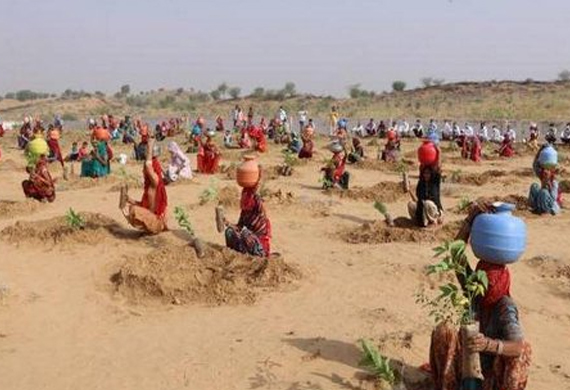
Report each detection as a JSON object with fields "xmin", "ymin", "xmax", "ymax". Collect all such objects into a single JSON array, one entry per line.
[{"xmin": 3, "ymin": 69, "xmax": 570, "ymax": 104}]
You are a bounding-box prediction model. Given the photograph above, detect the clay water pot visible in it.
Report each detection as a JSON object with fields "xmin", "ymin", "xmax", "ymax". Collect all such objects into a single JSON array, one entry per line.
[
  {"xmin": 93, "ymin": 127, "xmax": 110, "ymax": 141},
  {"xmin": 417, "ymin": 140, "xmax": 438, "ymax": 166},
  {"xmin": 236, "ymin": 155, "xmax": 260, "ymax": 188}
]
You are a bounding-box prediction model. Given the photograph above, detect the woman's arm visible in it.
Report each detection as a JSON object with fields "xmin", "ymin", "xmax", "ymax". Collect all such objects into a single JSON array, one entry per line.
[{"xmin": 467, "ymin": 334, "xmax": 524, "ymax": 357}]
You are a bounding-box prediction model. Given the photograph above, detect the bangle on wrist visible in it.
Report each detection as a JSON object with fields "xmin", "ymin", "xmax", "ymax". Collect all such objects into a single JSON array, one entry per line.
[{"xmin": 497, "ymin": 341, "xmax": 504, "ymax": 355}]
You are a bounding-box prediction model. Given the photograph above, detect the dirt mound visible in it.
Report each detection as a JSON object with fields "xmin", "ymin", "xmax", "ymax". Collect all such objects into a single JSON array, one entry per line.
[
  {"xmin": 446, "ymin": 170, "xmax": 510, "ymax": 186},
  {"xmin": 0, "ymin": 200, "xmax": 40, "ymax": 219},
  {"xmin": 0, "ymin": 159, "xmax": 24, "ymax": 171},
  {"xmin": 218, "ymin": 186, "xmax": 240, "ymax": 208},
  {"xmin": 325, "ymin": 181, "xmax": 407, "ymax": 203},
  {"xmin": 263, "ymin": 189, "xmax": 296, "ymax": 205},
  {"xmin": 476, "ymin": 194, "xmax": 529, "ymax": 212},
  {"xmin": 510, "ymin": 168, "xmax": 534, "ymax": 178},
  {"xmin": 1, "ymin": 212, "xmax": 161, "ymax": 247},
  {"xmin": 220, "ymin": 162, "xmax": 238, "ymax": 180},
  {"xmin": 353, "ymin": 158, "xmax": 415, "ymax": 172},
  {"xmin": 340, "ymin": 218, "xmax": 462, "ymax": 244},
  {"xmin": 111, "ymin": 243, "xmax": 301, "ymax": 306}
]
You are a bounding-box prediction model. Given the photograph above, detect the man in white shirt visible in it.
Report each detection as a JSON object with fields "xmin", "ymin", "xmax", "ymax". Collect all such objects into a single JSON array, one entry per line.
[
  {"xmin": 478, "ymin": 122, "xmax": 489, "ymax": 142},
  {"xmin": 506, "ymin": 126, "xmax": 517, "ymax": 143},
  {"xmin": 352, "ymin": 121, "xmax": 365, "ymax": 138},
  {"xmin": 452, "ymin": 122, "xmax": 461, "ymax": 139},
  {"xmin": 442, "ymin": 120, "xmax": 452, "ymax": 140},
  {"xmin": 561, "ymin": 123, "xmax": 570, "ymax": 144},
  {"xmin": 398, "ymin": 119, "xmax": 410, "ymax": 137},
  {"xmin": 463, "ymin": 122, "xmax": 474, "ymax": 137},
  {"xmin": 298, "ymin": 109, "xmax": 308, "ymax": 132},
  {"xmin": 491, "ymin": 125, "xmax": 504, "ymax": 143},
  {"xmin": 546, "ymin": 123, "xmax": 558, "ymax": 143}
]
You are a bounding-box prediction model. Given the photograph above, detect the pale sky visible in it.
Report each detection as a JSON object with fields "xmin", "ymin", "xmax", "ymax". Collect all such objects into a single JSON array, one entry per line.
[{"xmin": 1, "ymin": 0, "xmax": 570, "ymax": 96}]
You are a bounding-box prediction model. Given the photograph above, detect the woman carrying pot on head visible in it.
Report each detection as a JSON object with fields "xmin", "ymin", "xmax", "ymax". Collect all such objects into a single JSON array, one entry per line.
[
  {"xmin": 528, "ymin": 144, "xmax": 561, "ymax": 215},
  {"xmin": 408, "ymin": 164, "xmax": 444, "ymax": 227},
  {"xmin": 221, "ymin": 166, "xmax": 271, "ymax": 257},
  {"xmin": 429, "ymin": 202, "xmax": 532, "ymax": 390}
]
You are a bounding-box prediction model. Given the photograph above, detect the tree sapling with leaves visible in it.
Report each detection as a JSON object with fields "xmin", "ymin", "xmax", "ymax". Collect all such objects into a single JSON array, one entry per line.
[
  {"xmin": 374, "ymin": 201, "xmax": 395, "ymax": 227},
  {"xmin": 174, "ymin": 206, "xmax": 205, "ymax": 258}
]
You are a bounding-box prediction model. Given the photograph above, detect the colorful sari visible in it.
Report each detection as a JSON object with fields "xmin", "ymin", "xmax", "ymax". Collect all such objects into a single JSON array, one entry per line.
[
  {"xmin": 225, "ymin": 188, "xmax": 271, "ymax": 257},
  {"xmin": 81, "ymin": 141, "xmax": 109, "ymax": 178},
  {"xmin": 127, "ymin": 158, "xmax": 168, "ymax": 234},
  {"xmin": 22, "ymin": 156, "xmax": 56, "ymax": 202},
  {"xmin": 430, "ymin": 261, "xmax": 532, "ymax": 390},
  {"xmin": 197, "ymin": 138, "xmax": 220, "ymax": 174}
]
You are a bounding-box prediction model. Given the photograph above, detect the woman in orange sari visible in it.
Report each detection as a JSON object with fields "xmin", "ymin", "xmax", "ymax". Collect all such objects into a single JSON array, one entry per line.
[
  {"xmin": 197, "ymin": 130, "xmax": 221, "ymax": 174},
  {"xmin": 120, "ymin": 139, "xmax": 168, "ymax": 235}
]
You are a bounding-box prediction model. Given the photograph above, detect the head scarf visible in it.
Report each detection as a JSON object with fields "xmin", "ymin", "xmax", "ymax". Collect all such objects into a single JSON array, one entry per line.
[{"xmin": 476, "ymin": 260, "xmax": 511, "ymax": 310}]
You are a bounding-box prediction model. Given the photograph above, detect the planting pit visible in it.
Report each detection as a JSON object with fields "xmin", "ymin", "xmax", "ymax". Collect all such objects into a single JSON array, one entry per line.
[
  {"xmin": 340, "ymin": 218, "xmax": 462, "ymax": 244},
  {"xmin": 325, "ymin": 181, "xmax": 407, "ymax": 203}
]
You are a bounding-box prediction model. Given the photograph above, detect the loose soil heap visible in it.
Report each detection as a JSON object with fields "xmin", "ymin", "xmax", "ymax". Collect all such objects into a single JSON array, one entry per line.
[
  {"xmin": 340, "ymin": 218, "xmax": 462, "ymax": 244},
  {"xmin": 0, "ymin": 200, "xmax": 40, "ymax": 219},
  {"xmin": 446, "ymin": 170, "xmax": 510, "ymax": 186},
  {"xmin": 217, "ymin": 185, "xmax": 241, "ymax": 208},
  {"xmin": 325, "ymin": 181, "xmax": 407, "ymax": 203},
  {"xmin": 1, "ymin": 212, "xmax": 151, "ymax": 247},
  {"xmin": 111, "ymin": 243, "xmax": 301, "ymax": 306}
]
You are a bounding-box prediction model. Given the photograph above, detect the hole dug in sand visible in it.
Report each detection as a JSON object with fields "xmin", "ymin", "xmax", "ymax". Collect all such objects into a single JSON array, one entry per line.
[
  {"xmin": 111, "ymin": 243, "xmax": 301, "ymax": 306},
  {"xmin": 341, "ymin": 217, "xmax": 462, "ymax": 244},
  {"xmin": 325, "ymin": 181, "xmax": 407, "ymax": 203}
]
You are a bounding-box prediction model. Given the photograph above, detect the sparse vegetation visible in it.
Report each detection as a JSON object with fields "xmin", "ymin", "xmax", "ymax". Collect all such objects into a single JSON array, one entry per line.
[
  {"xmin": 199, "ymin": 181, "xmax": 220, "ymax": 205},
  {"xmin": 417, "ymin": 240, "xmax": 488, "ymax": 325},
  {"xmin": 65, "ymin": 208, "xmax": 85, "ymax": 230},
  {"xmin": 374, "ymin": 201, "xmax": 394, "ymax": 227},
  {"xmin": 174, "ymin": 206, "xmax": 195, "ymax": 237},
  {"xmin": 359, "ymin": 339, "xmax": 396, "ymax": 385},
  {"xmin": 392, "ymin": 81, "xmax": 406, "ymax": 92}
]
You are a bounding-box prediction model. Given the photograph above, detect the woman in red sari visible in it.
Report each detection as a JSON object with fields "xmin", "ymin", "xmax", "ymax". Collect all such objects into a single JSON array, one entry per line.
[
  {"xmin": 470, "ymin": 136, "xmax": 482, "ymax": 162},
  {"xmin": 248, "ymin": 125, "xmax": 267, "ymax": 153},
  {"xmin": 22, "ymin": 155, "xmax": 56, "ymax": 202},
  {"xmin": 223, "ymin": 171, "xmax": 271, "ymax": 257},
  {"xmin": 322, "ymin": 143, "xmax": 349, "ymax": 189},
  {"xmin": 120, "ymin": 139, "xmax": 168, "ymax": 235},
  {"xmin": 197, "ymin": 130, "xmax": 221, "ymax": 174},
  {"xmin": 46, "ymin": 125, "xmax": 65, "ymax": 168},
  {"xmin": 299, "ymin": 125, "xmax": 314, "ymax": 159},
  {"xmin": 499, "ymin": 134, "xmax": 515, "ymax": 158}
]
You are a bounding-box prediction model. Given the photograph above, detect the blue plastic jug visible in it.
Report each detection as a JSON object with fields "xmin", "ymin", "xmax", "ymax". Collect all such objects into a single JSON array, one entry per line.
[
  {"xmin": 470, "ymin": 203, "xmax": 526, "ymax": 265},
  {"xmin": 538, "ymin": 144, "xmax": 558, "ymax": 168}
]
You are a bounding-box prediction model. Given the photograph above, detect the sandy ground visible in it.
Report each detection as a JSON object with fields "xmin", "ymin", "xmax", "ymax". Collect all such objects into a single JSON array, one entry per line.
[{"xmin": 0, "ymin": 131, "xmax": 569, "ymax": 390}]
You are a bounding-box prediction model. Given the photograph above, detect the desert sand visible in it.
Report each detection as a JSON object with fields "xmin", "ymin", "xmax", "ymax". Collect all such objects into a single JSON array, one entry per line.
[{"xmin": 0, "ymin": 131, "xmax": 569, "ymax": 390}]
